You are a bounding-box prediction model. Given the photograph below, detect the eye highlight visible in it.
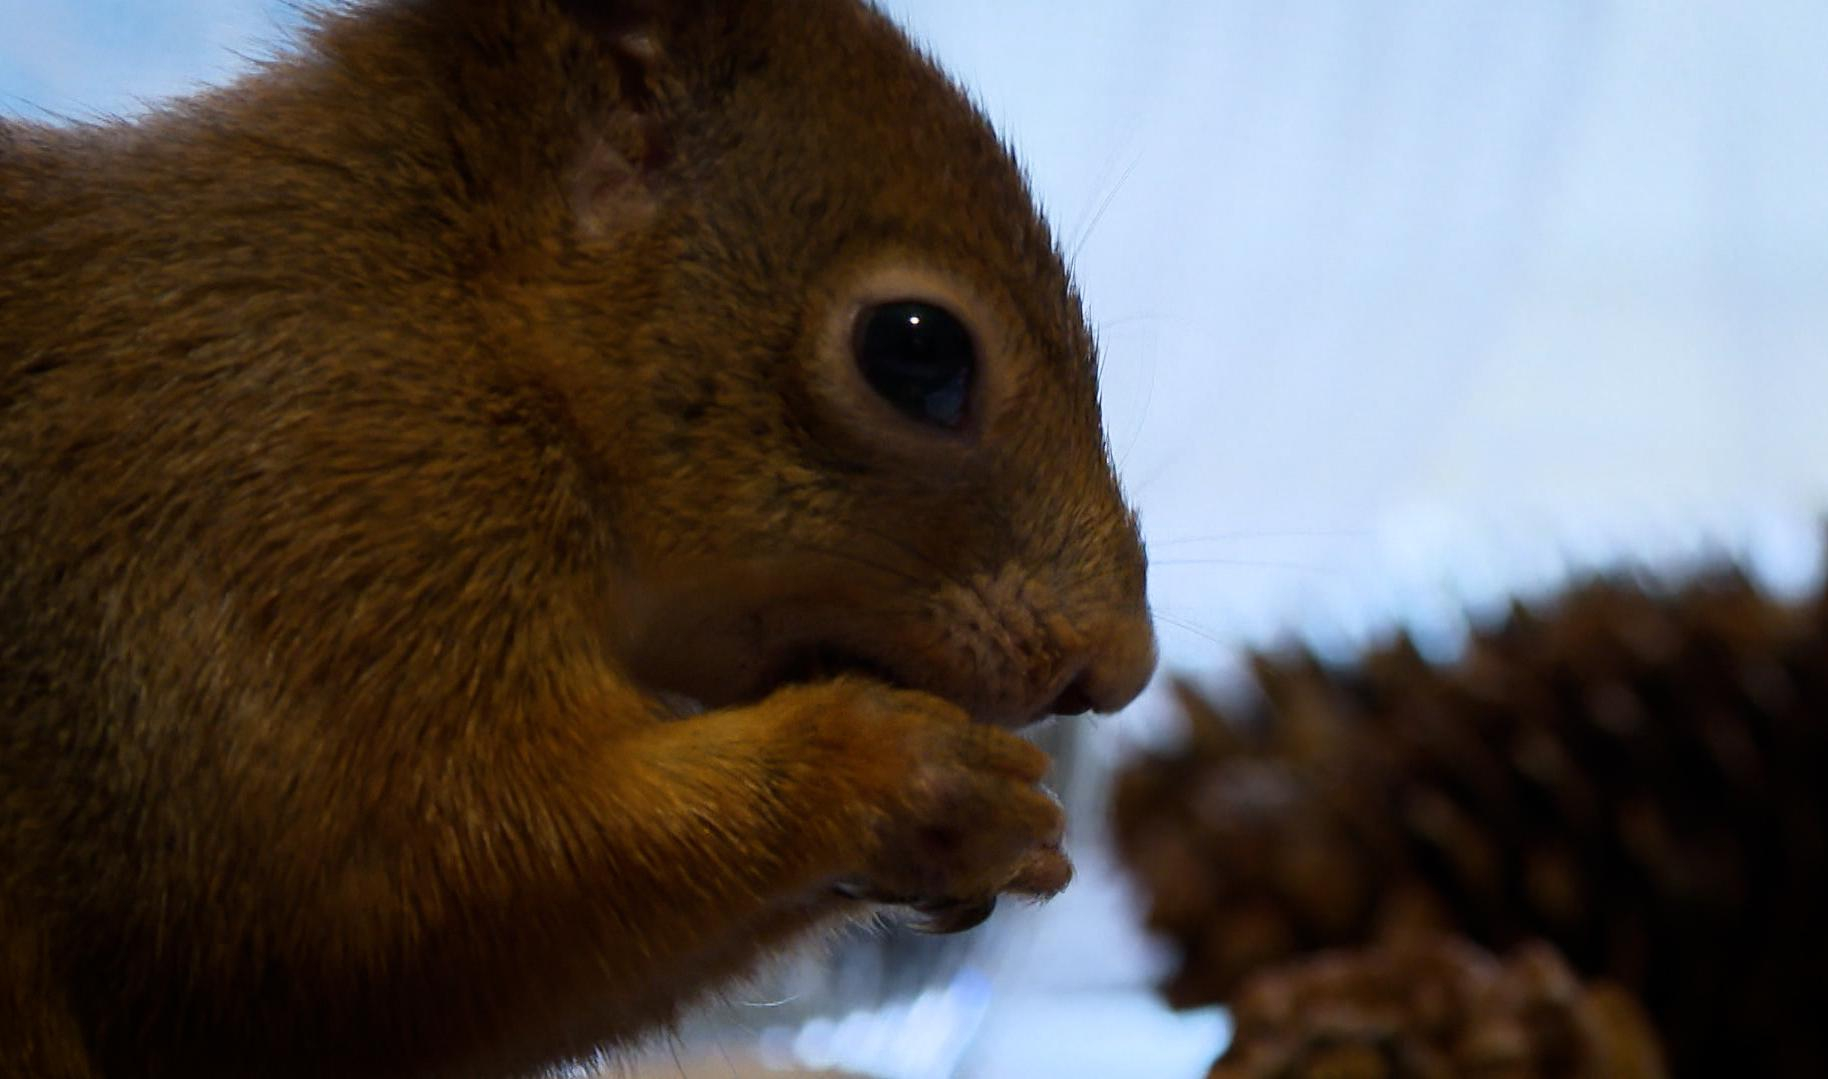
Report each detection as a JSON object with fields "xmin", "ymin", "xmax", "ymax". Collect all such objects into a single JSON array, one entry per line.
[{"xmin": 852, "ymin": 301, "xmax": 976, "ymax": 429}]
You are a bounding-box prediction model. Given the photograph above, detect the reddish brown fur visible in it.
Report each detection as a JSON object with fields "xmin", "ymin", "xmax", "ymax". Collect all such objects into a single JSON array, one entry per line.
[{"xmin": 0, "ymin": 1, "xmax": 1154, "ymax": 1075}]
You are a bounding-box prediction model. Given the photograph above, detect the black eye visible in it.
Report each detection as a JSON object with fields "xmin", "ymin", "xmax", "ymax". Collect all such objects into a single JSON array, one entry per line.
[{"xmin": 853, "ymin": 301, "xmax": 975, "ymax": 429}]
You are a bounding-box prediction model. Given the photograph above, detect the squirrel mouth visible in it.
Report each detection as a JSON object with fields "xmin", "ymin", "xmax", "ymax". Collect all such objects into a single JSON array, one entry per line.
[
  {"xmin": 768, "ymin": 642, "xmax": 1041, "ymax": 729},
  {"xmin": 772, "ymin": 642, "xmax": 909, "ymax": 692}
]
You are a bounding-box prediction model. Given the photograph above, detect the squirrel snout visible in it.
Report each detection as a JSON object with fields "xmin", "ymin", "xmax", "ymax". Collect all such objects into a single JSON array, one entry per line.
[{"xmin": 1042, "ymin": 609, "xmax": 1158, "ymax": 719}]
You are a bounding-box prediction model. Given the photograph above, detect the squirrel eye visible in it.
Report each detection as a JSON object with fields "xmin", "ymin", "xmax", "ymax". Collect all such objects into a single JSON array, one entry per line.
[{"xmin": 853, "ymin": 301, "xmax": 975, "ymax": 429}]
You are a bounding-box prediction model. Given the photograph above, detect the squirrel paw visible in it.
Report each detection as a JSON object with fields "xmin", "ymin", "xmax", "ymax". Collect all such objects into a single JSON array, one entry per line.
[{"xmin": 825, "ymin": 681, "xmax": 1072, "ymax": 932}]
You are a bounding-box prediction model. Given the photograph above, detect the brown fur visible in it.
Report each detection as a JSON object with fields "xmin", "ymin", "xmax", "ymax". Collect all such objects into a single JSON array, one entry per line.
[{"xmin": 0, "ymin": 1, "xmax": 1154, "ymax": 1075}]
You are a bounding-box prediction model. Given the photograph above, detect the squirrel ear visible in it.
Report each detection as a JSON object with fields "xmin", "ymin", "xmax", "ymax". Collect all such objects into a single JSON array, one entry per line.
[
  {"xmin": 550, "ymin": 0, "xmax": 695, "ymax": 39},
  {"xmin": 549, "ymin": 1, "xmax": 701, "ymax": 240}
]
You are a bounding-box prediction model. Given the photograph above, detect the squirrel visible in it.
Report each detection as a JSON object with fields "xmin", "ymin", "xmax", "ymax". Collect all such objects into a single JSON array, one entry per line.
[{"xmin": 0, "ymin": 1, "xmax": 1156, "ymax": 1076}]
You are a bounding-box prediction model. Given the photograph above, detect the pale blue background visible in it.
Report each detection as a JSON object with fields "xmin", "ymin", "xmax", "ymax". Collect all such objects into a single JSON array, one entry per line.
[{"xmin": 6, "ymin": 4, "xmax": 1825, "ymax": 1076}]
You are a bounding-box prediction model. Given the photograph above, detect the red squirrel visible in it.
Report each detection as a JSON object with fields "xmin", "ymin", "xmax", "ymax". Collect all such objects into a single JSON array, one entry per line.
[{"xmin": 0, "ymin": 1, "xmax": 1156, "ymax": 1075}]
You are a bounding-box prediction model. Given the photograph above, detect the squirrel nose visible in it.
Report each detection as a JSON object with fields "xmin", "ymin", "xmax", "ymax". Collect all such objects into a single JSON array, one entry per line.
[{"xmin": 1044, "ymin": 609, "xmax": 1158, "ymax": 718}]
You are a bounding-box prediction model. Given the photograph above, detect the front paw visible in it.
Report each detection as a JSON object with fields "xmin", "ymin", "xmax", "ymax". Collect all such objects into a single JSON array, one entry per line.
[{"xmin": 818, "ymin": 679, "xmax": 1072, "ymax": 931}]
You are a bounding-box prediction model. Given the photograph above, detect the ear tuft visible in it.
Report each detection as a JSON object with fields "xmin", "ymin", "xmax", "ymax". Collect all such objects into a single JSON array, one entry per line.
[
  {"xmin": 548, "ymin": 0, "xmax": 663, "ymax": 38},
  {"xmin": 550, "ymin": 0, "xmax": 702, "ymax": 57}
]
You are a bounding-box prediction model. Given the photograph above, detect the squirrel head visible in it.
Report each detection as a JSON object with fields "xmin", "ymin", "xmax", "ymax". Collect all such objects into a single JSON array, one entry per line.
[{"xmin": 380, "ymin": 0, "xmax": 1156, "ymax": 725}]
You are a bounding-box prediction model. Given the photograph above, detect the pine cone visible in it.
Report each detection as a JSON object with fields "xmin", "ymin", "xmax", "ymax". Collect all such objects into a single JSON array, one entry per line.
[
  {"xmin": 1208, "ymin": 934, "xmax": 1665, "ymax": 1079},
  {"xmin": 1113, "ymin": 560, "xmax": 1828, "ymax": 1077}
]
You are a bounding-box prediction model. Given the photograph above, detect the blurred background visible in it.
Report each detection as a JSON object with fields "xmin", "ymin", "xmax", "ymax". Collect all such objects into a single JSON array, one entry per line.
[{"xmin": 6, "ymin": 2, "xmax": 1824, "ymax": 1076}]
